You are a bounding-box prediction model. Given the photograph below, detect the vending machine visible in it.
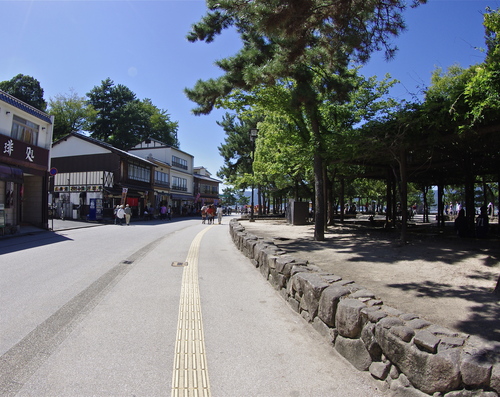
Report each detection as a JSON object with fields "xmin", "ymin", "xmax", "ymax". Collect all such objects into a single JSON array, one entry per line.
[{"xmin": 88, "ymin": 198, "xmax": 103, "ymax": 221}]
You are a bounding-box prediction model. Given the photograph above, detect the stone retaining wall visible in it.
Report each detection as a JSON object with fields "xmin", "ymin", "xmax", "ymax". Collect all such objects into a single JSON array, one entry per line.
[{"xmin": 230, "ymin": 219, "xmax": 500, "ymax": 396}]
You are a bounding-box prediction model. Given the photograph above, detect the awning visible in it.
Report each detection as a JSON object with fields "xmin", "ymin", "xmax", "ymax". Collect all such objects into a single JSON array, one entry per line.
[
  {"xmin": 170, "ymin": 193, "xmax": 194, "ymax": 201},
  {"xmin": 0, "ymin": 164, "xmax": 23, "ymax": 184}
]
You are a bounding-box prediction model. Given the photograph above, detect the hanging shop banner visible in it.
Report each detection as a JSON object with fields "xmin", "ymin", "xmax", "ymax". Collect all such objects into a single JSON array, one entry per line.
[{"xmin": 121, "ymin": 188, "xmax": 128, "ymax": 205}]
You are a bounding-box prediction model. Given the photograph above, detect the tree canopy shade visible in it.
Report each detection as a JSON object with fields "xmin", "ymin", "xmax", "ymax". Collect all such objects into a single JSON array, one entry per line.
[
  {"xmin": 86, "ymin": 78, "xmax": 179, "ymax": 149},
  {"xmin": 186, "ymin": 0, "xmax": 426, "ymax": 240},
  {"xmin": 0, "ymin": 74, "xmax": 47, "ymax": 111},
  {"xmin": 341, "ymin": 6, "xmax": 500, "ymax": 234}
]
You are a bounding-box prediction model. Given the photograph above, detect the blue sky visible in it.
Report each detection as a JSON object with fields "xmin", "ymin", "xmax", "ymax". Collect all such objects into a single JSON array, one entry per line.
[{"xmin": 1, "ymin": 0, "xmax": 496, "ymax": 183}]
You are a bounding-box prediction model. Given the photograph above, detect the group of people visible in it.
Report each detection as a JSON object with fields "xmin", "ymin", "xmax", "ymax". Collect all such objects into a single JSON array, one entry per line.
[
  {"xmin": 114, "ymin": 204, "xmax": 132, "ymax": 226},
  {"xmin": 200, "ymin": 204, "xmax": 223, "ymax": 224},
  {"xmin": 454, "ymin": 205, "xmax": 490, "ymax": 238},
  {"xmin": 446, "ymin": 202, "xmax": 463, "ymax": 217},
  {"xmin": 114, "ymin": 203, "xmax": 173, "ymax": 225},
  {"xmin": 159, "ymin": 204, "xmax": 172, "ymax": 221}
]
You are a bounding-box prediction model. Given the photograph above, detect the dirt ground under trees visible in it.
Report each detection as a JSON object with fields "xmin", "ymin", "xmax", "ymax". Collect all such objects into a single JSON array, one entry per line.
[{"xmin": 239, "ymin": 217, "xmax": 500, "ymax": 342}]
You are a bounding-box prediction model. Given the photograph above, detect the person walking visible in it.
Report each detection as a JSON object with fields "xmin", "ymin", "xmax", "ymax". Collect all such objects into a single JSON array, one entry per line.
[
  {"xmin": 206, "ymin": 205, "xmax": 215, "ymax": 224},
  {"xmin": 201, "ymin": 205, "xmax": 208, "ymax": 224},
  {"xmin": 475, "ymin": 205, "xmax": 489, "ymax": 238},
  {"xmin": 216, "ymin": 205, "xmax": 223, "ymax": 224},
  {"xmin": 454, "ymin": 208, "xmax": 468, "ymax": 237},
  {"xmin": 167, "ymin": 205, "xmax": 172, "ymax": 221},
  {"xmin": 124, "ymin": 204, "xmax": 132, "ymax": 226},
  {"xmin": 116, "ymin": 205, "xmax": 125, "ymax": 226}
]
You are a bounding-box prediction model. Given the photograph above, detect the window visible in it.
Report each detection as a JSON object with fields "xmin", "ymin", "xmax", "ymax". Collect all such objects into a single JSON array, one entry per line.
[
  {"xmin": 172, "ymin": 155, "xmax": 188, "ymax": 170},
  {"xmin": 128, "ymin": 162, "xmax": 150, "ymax": 182},
  {"xmin": 11, "ymin": 115, "xmax": 39, "ymax": 145},
  {"xmin": 155, "ymin": 171, "xmax": 169, "ymax": 186},
  {"xmin": 172, "ymin": 176, "xmax": 187, "ymax": 191}
]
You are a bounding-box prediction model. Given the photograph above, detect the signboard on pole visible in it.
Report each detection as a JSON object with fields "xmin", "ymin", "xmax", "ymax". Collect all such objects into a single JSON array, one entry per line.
[{"xmin": 121, "ymin": 188, "xmax": 128, "ymax": 205}]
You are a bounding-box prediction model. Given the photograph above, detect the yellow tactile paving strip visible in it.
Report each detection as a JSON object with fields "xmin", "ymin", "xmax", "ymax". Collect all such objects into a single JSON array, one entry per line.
[{"xmin": 171, "ymin": 226, "xmax": 213, "ymax": 397}]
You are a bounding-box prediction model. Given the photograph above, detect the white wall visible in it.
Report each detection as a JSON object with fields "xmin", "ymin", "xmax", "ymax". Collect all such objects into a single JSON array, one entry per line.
[{"xmin": 51, "ymin": 135, "xmax": 110, "ymax": 157}]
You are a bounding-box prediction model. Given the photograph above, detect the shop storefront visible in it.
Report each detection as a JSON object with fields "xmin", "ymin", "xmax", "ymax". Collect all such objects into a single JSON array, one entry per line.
[
  {"xmin": 0, "ymin": 91, "xmax": 53, "ymax": 234},
  {"xmin": 51, "ymin": 133, "xmax": 155, "ymax": 223},
  {"xmin": 170, "ymin": 193, "xmax": 194, "ymax": 216}
]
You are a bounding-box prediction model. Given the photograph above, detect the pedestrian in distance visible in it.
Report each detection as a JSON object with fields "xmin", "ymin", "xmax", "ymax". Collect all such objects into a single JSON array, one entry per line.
[
  {"xmin": 206, "ymin": 205, "xmax": 215, "ymax": 224},
  {"xmin": 116, "ymin": 205, "xmax": 125, "ymax": 226},
  {"xmin": 216, "ymin": 205, "xmax": 223, "ymax": 224},
  {"xmin": 167, "ymin": 205, "xmax": 172, "ymax": 221},
  {"xmin": 475, "ymin": 205, "xmax": 489, "ymax": 238},
  {"xmin": 454, "ymin": 208, "xmax": 468, "ymax": 237},
  {"xmin": 124, "ymin": 204, "xmax": 132, "ymax": 226},
  {"xmin": 201, "ymin": 205, "xmax": 207, "ymax": 224}
]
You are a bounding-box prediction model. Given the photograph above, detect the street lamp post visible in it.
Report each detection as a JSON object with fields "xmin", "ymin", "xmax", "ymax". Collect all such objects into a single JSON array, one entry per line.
[{"xmin": 249, "ymin": 128, "xmax": 258, "ymax": 222}]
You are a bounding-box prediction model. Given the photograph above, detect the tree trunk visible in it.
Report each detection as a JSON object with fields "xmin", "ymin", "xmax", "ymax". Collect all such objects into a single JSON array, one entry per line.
[
  {"xmin": 464, "ymin": 153, "xmax": 475, "ymax": 234},
  {"xmin": 399, "ymin": 147, "xmax": 408, "ymax": 243},
  {"xmin": 326, "ymin": 172, "xmax": 333, "ymax": 225},
  {"xmin": 423, "ymin": 186, "xmax": 429, "ymax": 223},
  {"xmin": 313, "ymin": 150, "xmax": 325, "ymax": 241},
  {"xmin": 437, "ymin": 183, "xmax": 444, "ymax": 227},
  {"xmin": 258, "ymin": 185, "xmax": 262, "ymax": 216},
  {"xmin": 465, "ymin": 173, "xmax": 475, "ymax": 236},
  {"xmin": 340, "ymin": 177, "xmax": 345, "ymax": 223},
  {"xmin": 386, "ymin": 168, "xmax": 392, "ymax": 225}
]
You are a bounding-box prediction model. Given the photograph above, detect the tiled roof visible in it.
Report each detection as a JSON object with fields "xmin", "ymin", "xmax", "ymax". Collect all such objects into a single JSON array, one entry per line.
[
  {"xmin": 53, "ymin": 132, "xmax": 157, "ymax": 167},
  {"xmin": 194, "ymin": 173, "xmax": 221, "ymax": 183},
  {"xmin": 0, "ymin": 90, "xmax": 52, "ymax": 124}
]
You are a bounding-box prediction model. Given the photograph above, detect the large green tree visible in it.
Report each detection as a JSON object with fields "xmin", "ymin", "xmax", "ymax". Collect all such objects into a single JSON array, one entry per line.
[
  {"xmin": 216, "ymin": 68, "xmax": 397, "ymax": 226},
  {"xmin": 0, "ymin": 74, "xmax": 47, "ymax": 111},
  {"xmin": 141, "ymin": 98, "xmax": 179, "ymax": 148},
  {"xmin": 86, "ymin": 78, "xmax": 137, "ymax": 147},
  {"xmin": 217, "ymin": 113, "xmax": 261, "ymax": 189},
  {"xmin": 186, "ymin": 0, "xmax": 425, "ymax": 240},
  {"xmin": 86, "ymin": 78, "xmax": 178, "ymax": 149},
  {"xmin": 48, "ymin": 90, "xmax": 96, "ymax": 140}
]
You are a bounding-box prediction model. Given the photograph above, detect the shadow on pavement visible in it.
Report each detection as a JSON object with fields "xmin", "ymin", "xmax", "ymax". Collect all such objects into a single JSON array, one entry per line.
[{"xmin": 0, "ymin": 232, "xmax": 73, "ymax": 255}]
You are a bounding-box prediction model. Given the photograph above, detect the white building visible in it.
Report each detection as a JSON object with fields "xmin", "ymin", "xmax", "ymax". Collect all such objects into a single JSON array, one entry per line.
[
  {"xmin": 0, "ymin": 90, "xmax": 54, "ymax": 234},
  {"xmin": 129, "ymin": 139, "xmax": 195, "ymax": 215},
  {"xmin": 51, "ymin": 133, "xmax": 156, "ymax": 221}
]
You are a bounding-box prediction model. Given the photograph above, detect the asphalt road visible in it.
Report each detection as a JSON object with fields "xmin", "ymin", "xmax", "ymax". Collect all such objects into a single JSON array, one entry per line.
[{"xmin": 0, "ymin": 217, "xmax": 383, "ymax": 396}]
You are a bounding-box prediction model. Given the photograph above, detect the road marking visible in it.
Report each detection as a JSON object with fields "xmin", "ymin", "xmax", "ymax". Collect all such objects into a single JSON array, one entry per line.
[{"xmin": 171, "ymin": 226, "xmax": 213, "ymax": 397}]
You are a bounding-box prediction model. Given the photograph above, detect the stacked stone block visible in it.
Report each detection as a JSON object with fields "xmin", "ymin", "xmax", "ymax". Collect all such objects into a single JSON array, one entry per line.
[{"xmin": 229, "ymin": 219, "xmax": 500, "ymax": 396}]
